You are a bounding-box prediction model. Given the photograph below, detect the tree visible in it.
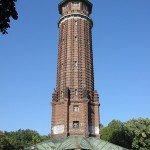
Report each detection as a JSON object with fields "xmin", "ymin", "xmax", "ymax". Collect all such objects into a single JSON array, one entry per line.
[
  {"xmin": 0, "ymin": 131, "xmax": 15, "ymax": 150},
  {"xmin": 100, "ymin": 118, "xmax": 150, "ymax": 150},
  {"xmin": 126, "ymin": 118, "xmax": 150, "ymax": 150},
  {"xmin": 0, "ymin": 0, "xmax": 18, "ymax": 34},
  {"xmin": 4, "ymin": 129, "xmax": 49, "ymax": 149},
  {"xmin": 100, "ymin": 120, "xmax": 132, "ymax": 149},
  {"xmin": 101, "ymin": 120, "xmax": 123, "ymax": 141},
  {"xmin": 110, "ymin": 122, "xmax": 132, "ymax": 149}
]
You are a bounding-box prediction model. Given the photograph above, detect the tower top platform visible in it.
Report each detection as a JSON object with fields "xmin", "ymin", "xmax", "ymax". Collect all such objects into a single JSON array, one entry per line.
[{"xmin": 58, "ymin": 0, "xmax": 93, "ymax": 14}]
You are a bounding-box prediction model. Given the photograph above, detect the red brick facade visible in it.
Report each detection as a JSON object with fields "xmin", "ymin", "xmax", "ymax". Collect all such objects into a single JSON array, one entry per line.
[{"xmin": 51, "ymin": 0, "xmax": 100, "ymax": 138}]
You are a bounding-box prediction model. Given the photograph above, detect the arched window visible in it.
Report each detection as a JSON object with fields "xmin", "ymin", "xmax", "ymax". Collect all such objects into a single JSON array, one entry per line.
[
  {"xmin": 75, "ymin": 89, "xmax": 78, "ymax": 95},
  {"xmin": 62, "ymin": 39, "xmax": 65, "ymax": 43},
  {"xmin": 75, "ymin": 61, "xmax": 78, "ymax": 67},
  {"xmin": 75, "ymin": 20, "xmax": 77, "ymax": 25},
  {"xmin": 75, "ymin": 36, "xmax": 77, "ymax": 41}
]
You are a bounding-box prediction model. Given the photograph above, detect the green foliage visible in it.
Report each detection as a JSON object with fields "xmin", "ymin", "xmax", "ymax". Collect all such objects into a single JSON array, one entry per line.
[
  {"xmin": 101, "ymin": 120, "xmax": 122, "ymax": 141},
  {"xmin": 101, "ymin": 120, "xmax": 132, "ymax": 149},
  {"xmin": 0, "ymin": 0, "xmax": 18, "ymax": 34},
  {"xmin": 0, "ymin": 129, "xmax": 49, "ymax": 150},
  {"xmin": 101, "ymin": 118, "xmax": 150, "ymax": 150},
  {"xmin": 126, "ymin": 118, "xmax": 150, "ymax": 150},
  {"xmin": 0, "ymin": 131, "xmax": 15, "ymax": 150}
]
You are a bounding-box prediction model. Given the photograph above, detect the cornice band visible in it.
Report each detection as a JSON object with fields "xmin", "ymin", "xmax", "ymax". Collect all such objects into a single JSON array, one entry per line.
[{"xmin": 58, "ymin": 13, "xmax": 93, "ymax": 28}]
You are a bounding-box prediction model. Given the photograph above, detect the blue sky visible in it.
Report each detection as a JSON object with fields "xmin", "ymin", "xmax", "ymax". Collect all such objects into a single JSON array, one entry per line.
[{"xmin": 0, "ymin": 0, "xmax": 150, "ymax": 135}]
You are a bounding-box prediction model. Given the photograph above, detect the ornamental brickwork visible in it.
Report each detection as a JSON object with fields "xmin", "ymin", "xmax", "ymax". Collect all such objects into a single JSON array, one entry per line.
[{"xmin": 51, "ymin": 0, "xmax": 100, "ymax": 138}]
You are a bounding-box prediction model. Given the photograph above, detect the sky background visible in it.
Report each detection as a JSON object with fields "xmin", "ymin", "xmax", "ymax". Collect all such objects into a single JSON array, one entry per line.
[{"xmin": 0, "ymin": 0, "xmax": 150, "ymax": 135}]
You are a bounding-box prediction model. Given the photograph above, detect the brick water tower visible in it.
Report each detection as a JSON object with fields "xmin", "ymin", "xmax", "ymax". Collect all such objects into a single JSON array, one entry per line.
[{"xmin": 51, "ymin": 0, "xmax": 100, "ymax": 138}]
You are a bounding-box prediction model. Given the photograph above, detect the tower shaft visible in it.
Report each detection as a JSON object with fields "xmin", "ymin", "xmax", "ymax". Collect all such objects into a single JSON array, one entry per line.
[
  {"xmin": 51, "ymin": 0, "xmax": 100, "ymax": 138},
  {"xmin": 57, "ymin": 13, "xmax": 94, "ymax": 101}
]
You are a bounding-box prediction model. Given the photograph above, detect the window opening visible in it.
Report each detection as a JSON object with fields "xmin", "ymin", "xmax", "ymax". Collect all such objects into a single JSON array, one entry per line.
[
  {"xmin": 61, "ymin": 63, "xmax": 63, "ymax": 69},
  {"xmin": 74, "ymin": 105, "xmax": 79, "ymax": 112},
  {"xmin": 75, "ymin": 89, "xmax": 78, "ymax": 95},
  {"xmin": 75, "ymin": 20, "xmax": 77, "ymax": 25},
  {"xmin": 75, "ymin": 36, "xmax": 77, "ymax": 41},
  {"xmin": 72, "ymin": 2, "xmax": 79, "ymax": 6},
  {"xmin": 82, "ymin": 3, "xmax": 87, "ymax": 10},
  {"xmin": 73, "ymin": 121, "xmax": 79, "ymax": 128},
  {"xmin": 75, "ymin": 61, "xmax": 78, "ymax": 66},
  {"xmin": 63, "ymin": 4, "xmax": 68, "ymax": 8}
]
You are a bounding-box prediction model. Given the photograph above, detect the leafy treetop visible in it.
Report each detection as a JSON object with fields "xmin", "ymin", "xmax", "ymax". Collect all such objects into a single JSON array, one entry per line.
[{"xmin": 0, "ymin": 0, "xmax": 18, "ymax": 34}]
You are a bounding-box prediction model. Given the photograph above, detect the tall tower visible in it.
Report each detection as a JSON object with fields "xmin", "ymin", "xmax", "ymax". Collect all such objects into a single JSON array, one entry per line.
[{"xmin": 51, "ymin": 0, "xmax": 100, "ymax": 138}]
